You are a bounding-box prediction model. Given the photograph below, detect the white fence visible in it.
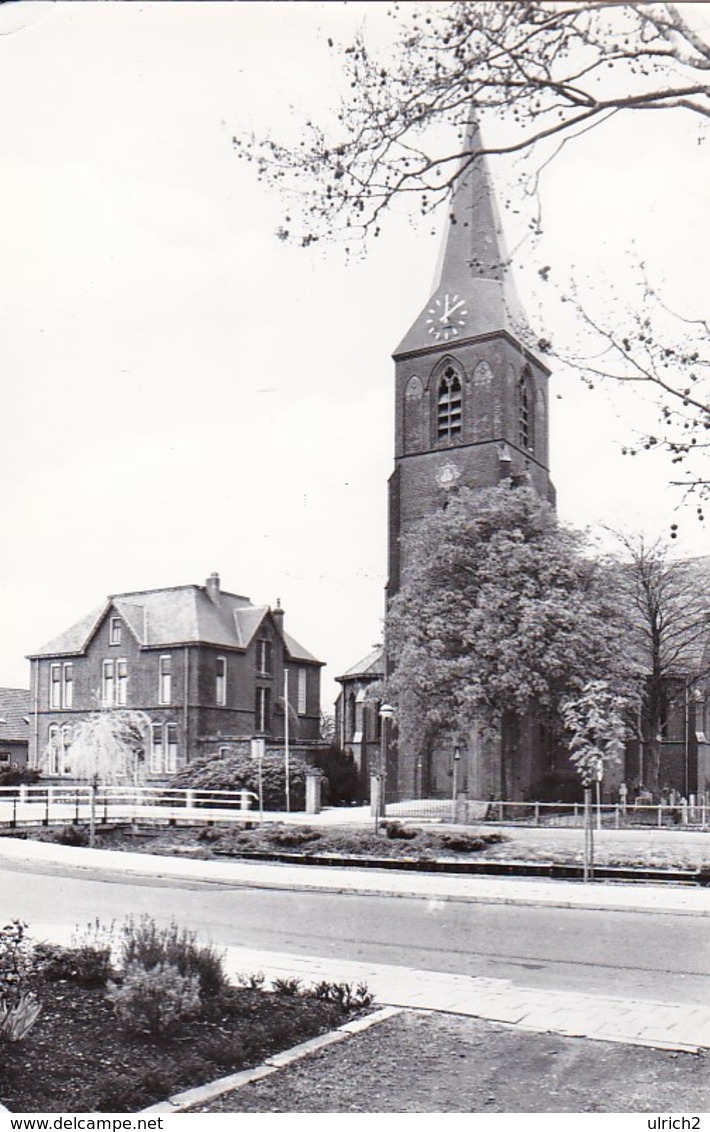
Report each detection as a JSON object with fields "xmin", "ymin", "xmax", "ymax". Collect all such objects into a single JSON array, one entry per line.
[{"xmin": 0, "ymin": 785, "xmax": 259, "ymax": 828}]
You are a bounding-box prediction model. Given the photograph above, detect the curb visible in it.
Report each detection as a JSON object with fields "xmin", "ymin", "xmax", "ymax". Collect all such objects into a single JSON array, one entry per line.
[{"xmin": 136, "ymin": 1006, "xmax": 401, "ymax": 1114}]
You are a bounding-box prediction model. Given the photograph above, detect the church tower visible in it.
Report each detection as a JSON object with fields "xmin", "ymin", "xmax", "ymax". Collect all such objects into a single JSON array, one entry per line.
[
  {"xmin": 386, "ymin": 118, "xmax": 556, "ymax": 801},
  {"xmin": 387, "ymin": 118, "xmax": 555, "ymax": 602}
]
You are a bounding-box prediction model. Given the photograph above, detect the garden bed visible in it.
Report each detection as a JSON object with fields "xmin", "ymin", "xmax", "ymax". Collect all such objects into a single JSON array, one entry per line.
[
  {"xmin": 0, "ymin": 919, "xmax": 371, "ymax": 1114},
  {"xmin": 1, "ymin": 980, "xmax": 354, "ymax": 1113},
  {"xmin": 17, "ymin": 821, "xmax": 507, "ymax": 861}
]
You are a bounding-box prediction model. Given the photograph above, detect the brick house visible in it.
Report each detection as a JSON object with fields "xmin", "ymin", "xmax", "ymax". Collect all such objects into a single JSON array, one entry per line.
[
  {"xmin": 0, "ymin": 688, "xmax": 31, "ymax": 771},
  {"xmin": 27, "ymin": 573, "xmax": 323, "ymax": 778}
]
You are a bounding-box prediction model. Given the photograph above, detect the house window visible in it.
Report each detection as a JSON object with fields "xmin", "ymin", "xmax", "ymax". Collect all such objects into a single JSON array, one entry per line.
[
  {"xmin": 150, "ymin": 724, "xmax": 163, "ymax": 773},
  {"xmin": 51, "ymin": 663, "xmax": 73, "ymax": 709},
  {"xmin": 297, "ymin": 667, "xmax": 307, "ymax": 715},
  {"xmin": 109, "ymin": 617, "xmax": 122, "ymax": 646},
  {"xmin": 255, "ymin": 686, "xmax": 271, "ymax": 733},
  {"xmin": 166, "ymin": 723, "xmax": 178, "ymax": 772},
  {"xmin": 61, "ymin": 725, "xmax": 72, "ymax": 774},
  {"xmin": 116, "ymin": 659, "xmax": 128, "ymax": 706},
  {"xmin": 256, "ymin": 638, "xmax": 272, "ymax": 676},
  {"xmin": 0, "ymin": 751, "xmax": 9, "ymax": 765},
  {"xmin": 46, "ymin": 724, "xmax": 71, "ymax": 776},
  {"xmin": 216, "ymin": 657, "xmax": 227, "ymax": 705},
  {"xmin": 436, "ymin": 366, "xmax": 462, "ymax": 441},
  {"xmin": 50, "ymin": 665, "xmax": 62, "ymax": 710},
  {"xmin": 47, "ymin": 725, "xmax": 59, "ymax": 775},
  {"xmin": 518, "ymin": 369, "xmax": 535, "ymax": 453},
  {"xmin": 159, "ymin": 655, "xmax": 172, "ymax": 705},
  {"xmin": 102, "ymin": 659, "xmax": 115, "ymax": 706},
  {"xmin": 63, "ymin": 663, "xmax": 73, "ymax": 709},
  {"xmin": 150, "ymin": 722, "xmax": 178, "ymax": 774}
]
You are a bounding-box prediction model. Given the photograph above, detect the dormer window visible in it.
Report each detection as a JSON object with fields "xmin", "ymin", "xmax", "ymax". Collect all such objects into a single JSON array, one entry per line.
[
  {"xmin": 109, "ymin": 616, "xmax": 122, "ymax": 646},
  {"xmin": 436, "ymin": 366, "xmax": 462, "ymax": 441}
]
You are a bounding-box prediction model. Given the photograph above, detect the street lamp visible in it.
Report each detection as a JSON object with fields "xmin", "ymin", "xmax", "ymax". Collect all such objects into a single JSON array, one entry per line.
[
  {"xmin": 375, "ymin": 703, "xmax": 394, "ymax": 834},
  {"xmin": 452, "ymin": 746, "xmax": 461, "ymax": 814}
]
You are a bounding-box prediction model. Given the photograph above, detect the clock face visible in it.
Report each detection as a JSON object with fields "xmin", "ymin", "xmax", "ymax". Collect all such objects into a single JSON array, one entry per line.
[{"xmin": 426, "ymin": 293, "xmax": 468, "ymax": 342}]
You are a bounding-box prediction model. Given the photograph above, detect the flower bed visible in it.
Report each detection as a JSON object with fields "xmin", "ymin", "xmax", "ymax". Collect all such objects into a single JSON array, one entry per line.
[{"xmin": 0, "ymin": 920, "xmax": 371, "ymax": 1114}]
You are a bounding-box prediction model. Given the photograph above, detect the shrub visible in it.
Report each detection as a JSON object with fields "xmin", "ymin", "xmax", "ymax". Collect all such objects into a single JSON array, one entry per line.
[
  {"xmin": 308, "ymin": 979, "xmax": 373, "ymax": 1010},
  {"xmin": 171, "ymin": 749, "xmax": 308, "ymax": 810},
  {"xmin": 234, "ymin": 970, "xmax": 265, "ymax": 990},
  {"xmin": 0, "ymin": 920, "xmax": 34, "ymax": 1007},
  {"xmin": 437, "ymin": 832, "xmax": 501, "ymax": 853},
  {"xmin": 271, "ymin": 976, "xmax": 302, "ymax": 996},
  {"xmin": 264, "ymin": 826, "xmax": 322, "ymax": 849},
  {"xmin": 119, "ymin": 915, "xmax": 227, "ymax": 997},
  {"xmin": 0, "ymin": 767, "xmax": 40, "ymax": 787},
  {"xmin": 55, "ymin": 824, "xmax": 90, "ymax": 847},
  {"xmin": 309, "ymin": 746, "xmax": 364, "ymax": 805},
  {"xmin": 383, "ymin": 821, "xmax": 418, "ymax": 841},
  {"xmin": 33, "ymin": 940, "xmax": 113, "ymax": 988},
  {"xmin": 196, "ymin": 825, "xmax": 223, "ymax": 843},
  {"xmin": 107, "ymin": 961, "xmax": 201, "ymax": 1035}
]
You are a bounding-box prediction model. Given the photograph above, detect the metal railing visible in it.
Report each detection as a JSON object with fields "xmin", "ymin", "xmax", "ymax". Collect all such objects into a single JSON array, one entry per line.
[{"xmin": 385, "ymin": 796, "xmax": 710, "ymax": 829}]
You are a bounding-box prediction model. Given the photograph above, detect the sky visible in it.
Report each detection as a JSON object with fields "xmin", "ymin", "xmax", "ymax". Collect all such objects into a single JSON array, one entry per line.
[{"xmin": 0, "ymin": 1, "xmax": 708, "ymax": 708}]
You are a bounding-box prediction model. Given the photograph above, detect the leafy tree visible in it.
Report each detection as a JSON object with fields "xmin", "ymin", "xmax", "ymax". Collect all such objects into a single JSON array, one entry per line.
[
  {"xmin": 612, "ymin": 533, "xmax": 710, "ymax": 797},
  {"xmin": 55, "ymin": 709, "xmax": 150, "ymax": 844},
  {"xmin": 235, "ymin": 1, "xmax": 710, "ymax": 497},
  {"xmin": 385, "ymin": 483, "xmax": 635, "ymax": 766}
]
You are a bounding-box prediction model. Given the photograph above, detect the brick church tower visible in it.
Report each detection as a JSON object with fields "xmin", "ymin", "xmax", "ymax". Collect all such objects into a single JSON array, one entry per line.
[{"xmin": 387, "ymin": 117, "xmax": 557, "ymax": 801}]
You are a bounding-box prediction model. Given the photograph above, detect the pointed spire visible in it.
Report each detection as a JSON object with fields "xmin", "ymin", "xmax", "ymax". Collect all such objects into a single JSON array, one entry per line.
[
  {"xmin": 394, "ymin": 110, "xmax": 528, "ymax": 356},
  {"xmin": 433, "ymin": 113, "xmax": 509, "ymax": 291}
]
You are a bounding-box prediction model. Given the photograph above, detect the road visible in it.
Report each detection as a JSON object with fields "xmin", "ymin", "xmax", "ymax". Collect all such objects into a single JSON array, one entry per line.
[{"xmin": 1, "ymin": 855, "xmax": 708, "ymax": 1007}]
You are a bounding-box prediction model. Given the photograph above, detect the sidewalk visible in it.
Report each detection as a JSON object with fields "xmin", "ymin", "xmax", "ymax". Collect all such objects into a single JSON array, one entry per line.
[
  {"xmin": 2, "ymin": 833, "xmax": 710, "ymax": 917},
  {"xmin": 218, "ymin": 944, "xmax": 710, "ymax": 1054}
]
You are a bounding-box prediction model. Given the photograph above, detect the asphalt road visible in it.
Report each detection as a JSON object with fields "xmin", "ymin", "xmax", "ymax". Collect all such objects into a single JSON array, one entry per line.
[{"xmin": 1, "ymin": 855, "xmax": 707, "ymax": 1006}]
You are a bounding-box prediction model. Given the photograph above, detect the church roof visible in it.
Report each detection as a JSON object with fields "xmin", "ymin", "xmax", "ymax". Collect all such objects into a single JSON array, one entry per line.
[
  {"xmin": 28, "ymin": 579, "xmax": 323, "ymax": 665},
  {"xmin": 336, "ymin": 646, "xmax": 384, "ymax": 683},
  {"xmin": 394, "ymin": 115, "xmax": 530, "ymax": 358}
]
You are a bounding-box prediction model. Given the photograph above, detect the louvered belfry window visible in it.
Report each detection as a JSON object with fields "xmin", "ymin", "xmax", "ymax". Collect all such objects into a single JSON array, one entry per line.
[{"xmin": 437, "ymin": 366, "xmax": 462, "ymax": 440}]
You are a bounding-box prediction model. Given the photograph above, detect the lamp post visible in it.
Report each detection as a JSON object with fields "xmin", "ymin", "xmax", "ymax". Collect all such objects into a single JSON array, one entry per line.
[
  {"xmin": 375, "ymin": 703, "xmax": 394, "ymax": 834},
  {"xmin": 452, "ymin": 745, "xmax": 461, "ymax": 818}
]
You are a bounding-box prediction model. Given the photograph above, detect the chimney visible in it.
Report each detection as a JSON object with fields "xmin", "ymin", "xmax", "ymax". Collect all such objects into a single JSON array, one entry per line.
[
  {"xmin": 206, "ymin": 572, "xmax": 220, "ymax": 604},
  {"xmin": 272, "ymin": 598, "xmax": 285, "ymax": 633}
]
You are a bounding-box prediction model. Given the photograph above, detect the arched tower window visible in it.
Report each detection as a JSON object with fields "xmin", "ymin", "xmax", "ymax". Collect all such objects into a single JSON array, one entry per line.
[
  {"xmin": 518, "ymin": 367, "xmax": 535, "ymax": 453},
  {"xmin": 436, "ymin": 365, "xmax": 463, "ymax": 441},
  {"xmin": 403, "ymin": 375, "xmax": 423, "ymax": 453}
]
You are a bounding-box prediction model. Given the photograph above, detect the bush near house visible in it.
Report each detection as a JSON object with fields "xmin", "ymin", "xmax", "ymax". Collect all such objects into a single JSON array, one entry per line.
[
  {"xmin": 309, "ymin": 745, "xmax": 363, "ymax": 805},
  {"xmin": 172, "ymin": 748, "xmax": 308, "ymax": 811},
  {"xmin": 0, "ymin": 767, "xmax": 40, "ymax": 787}
]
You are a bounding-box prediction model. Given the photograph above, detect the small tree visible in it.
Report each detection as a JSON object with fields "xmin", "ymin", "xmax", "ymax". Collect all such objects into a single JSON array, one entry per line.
[
  {"xmin": 562, "ymin": 680, "xmax": 628, "ymax": 881},
  {"xmin": 562, "ymin": 681, "xmax": 628, "ymax": 787},
  {"xmin": 53, "ymin": 710, "xmax": 150, "ymax": 845}
]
